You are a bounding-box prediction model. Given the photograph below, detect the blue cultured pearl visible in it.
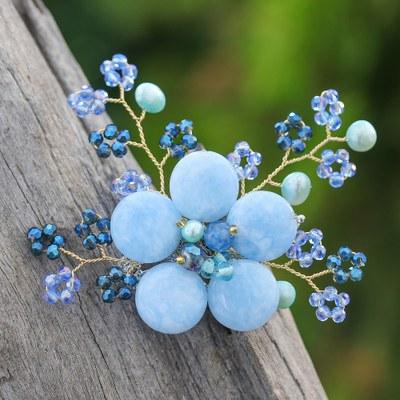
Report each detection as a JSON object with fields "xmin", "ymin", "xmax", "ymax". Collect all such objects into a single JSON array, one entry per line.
[
  {"xmin": 47, "ymin": 244, "xmax": 60, "ymax": 260},
  {"xmin": 97, "ymin": 143, "xmax": 111, "ymax": 158},
  {"xmin": 346, "ymin": 120, "xmax": 377, "ymax": 152},
  {"xmin": 117, "ymin": 130, "xmax": 131, "ymax": 143},
  {"xmin": 43, "ymin": 223, "xmax": 57, "ymax": 237},
  {"xmin": 111, "ymin": 141, "xmax": 127, "ymax": 158},
  {"xmin": 181, "ymin": 134, "xmax": 198, "ymax": 150},
  {"xmin": 203, "ymin": 221, "xmax": 233, "ymax": 252},
  {"xmin": 82, "ymin": 208, "xmax": 97, "ymax": 225},
  {"xmin": 170, "ymin": 151, "xmax": 239, "ymax": 222},
  {"xmin": 31, "ymin": 241, "xmax": 44, "ymax": 255},
  {"xmin": 227, "ymin": 191, "xmax": 297, "ymax": 261},
  {"xmin": 104, "ymin": 124, "xmax": 118, "ymax": 140},
  {"xmin": 27, "ymin": 227, "xmax": 42, "ymax": 241},
  {"xmin": 111, "ymin": 191, "xmax": 181, "ymax": 263},
  {"xmin": 277, "ymin": 281, "xmax": 296, "ymax": 309},
  {"xmin": 207, "ymin": 259, "xmax": 279, "ymax": 331},
  {"xmin": 281, "ymin": 172, "xmax": 312, "ymax": 206},
  {"xmin": 118, "ymin": 287, "xmax": 133, "ymax": 300},
  {"xmin": 181, "ymin": 220, "xmax": 204, "ymax": 243},
  {"xmin": 135, "ymin": 82, "xmax": 166, "ymax": 113},
  {"xmin": 135, "ymin": 262, "xmax": 207, "ymax": 334},
  {"xmin": 89, "ymin": 131, "xmax": 103, "ymax": 146}
]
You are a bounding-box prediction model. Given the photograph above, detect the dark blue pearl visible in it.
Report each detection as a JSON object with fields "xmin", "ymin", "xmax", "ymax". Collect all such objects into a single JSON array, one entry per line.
[
  {"xmin": 111, "ymin": 141, "xmax": 127, "ymax": 158},
  {"xmin": 297, "ymin": 126, "xmax": 313, "ymax": 140},
  {"xmin": 31, "ymin": 241, "xmax": 44, "ymax": 255},
  {"xmin": 181, "ymin": 134, "xmax": 198, "ymax": 150},
  {"xmin": 96, "ymin": 275, "xmax": 111, "ymax": 289},
  {"xmin": 287, "ymin": 112, "xmax": 302, "ymax": 128},
  {"xmin": 338, "ymin": 246, "xmax": 352, "ymax": 261},
  {"xmin": 97, "ymin": 232, "xmax": 112, "ymax": 245},
  {"xmin": 52, "ymin": 235, "xmax": 65, "ymax": 247},
  {"xmin": 159, "ymin": 133, "xmax": 173, "ymax": 149},
  {"xmin": 291, "ymin": 139, "xmax": 306, "ymax": 154},
  {"xmin": 96, "ymin": 218, "xmax": 110, "ymax": 231},
  {"xmin": 118, "ymin": 286, "xmax": 133, "ymax": 300},
  {"xmin": 74, "ymin": 223, "xmax": 90, "ymax": 237},
  {"xmin": 276, "ymin": 135, "xmax": 292, "ymax": 150},
  {"xmin": 43, "ymin": 223, "xmax": 57, "ymax": 237},
  {"xmin": 180, "ymin": 119, "xmax": 193, "ymax": 133},
  {"xmin": 165, "ymin": 122, "xmax": 180, "ymax": 137},
  {"xmin": 104, "ymin": 124, "xmax": 118, "ymax": 140},
  {"xmin": 171, "ymin": 144, "xmax": 185, "ymax": 158},
  {"xmin": 123, "ymin": 275, "xmax": 138, "ymax": 286},
  {"xmin": 89, "ymin": 131, "xmax": 103, "ymax": 146},
  {"xmin": 82, "ymin": 208, "xmax": 98, "ymax": 225},
  {"xmin": 47, "ymin": 244, "xmax": 60, "ymax": 260},
  {"xmin": 274, "ymin": 121, "xmax": 289, "ymax": 134},
  {"xmin": 109, "ymin": 266, "xmax": 124, "ymax": 281},
  {"xmin": 101, "ymin": 288, "xmax": 117, "ymax": 303},
  {"xmin": 334, "ymin": 269, "xmax": 349, "ymax": 284},
  {"xmin": 27, "ymin": 227, "xmax": 42, "ymax": 241},
  {"xmin": 83, "ymin": 234, "xmax": 97, "ymax": 250},
  {"xmin": 117, "ymin": 129, "xmax": 131, "ymax": 143},
  {"xmin": 97, "ymin": 143, "xmax": 111, "ymax": 158}
]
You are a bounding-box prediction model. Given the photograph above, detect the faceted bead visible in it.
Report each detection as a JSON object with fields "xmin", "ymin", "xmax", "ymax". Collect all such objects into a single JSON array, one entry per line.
[
  {"xmin": 89, "ymin": 131, "xmax": 103, "ymax": 147},
  {"xmin": 83, "ymin": 234, "xmax": 97, "ymax": 250},
  {"xmin": 309, "ymin": 228, "xmax": 323, "ymax": 243},
  {"xmin": 228, "ymin": 191, "xmax": 297, "ymax": 261},
  {"xmin": 274, "ymin": 121, "xmax": 289, "ymax": 134},
  {"xmin": 165, "ymin": 122, "xmax": 180, "ymax": 137},
  {"xmin": 297, "ymin": 126, "xmax": 313, "ymax": 140},
  {"xmin": 135, "ymin": 82, "xmax": 166, "ymax": 113},
  {"xmin": 96, "ymin": 218, "xmax": 110, "ymax": 231},
  {"xmin": 316, "ymin": 164, "xmax": 332, "ymax": 179},
  {"xmin": 97, "ymin": 232, "xmax": 112, "ymax": 245},
  {"xmin": 117, "ymin": 130, "xmax": 131, "ymax": 143},
  {"xmin": 312, "ymin": 244, "xmax": 326, "ymax": 260},
  {"xmin": 311, "ymin": 95, "xmax": 327, "ymax": 111},
  {"xmin": 138, "ymin": 173, "xmax": 152, "ymax": 190},
  {"xmin": 213, "ymin": 261, "xmax": 234, "ymax": 281},
  {"xmin": 243, "ymin": 164, "xmax": 258, "ymax": 180},
  {"xmin": 247, "ymin": 152, "xmax": 262, "ymax": 166},
  {"xmin": 27, "ymin": 227, "xmax": 42, "ymax": 241},
  {"xmin": 200, "ymin": 258, "xmax": 215, "ymax": 279},
  {"xmin": 97, "ymin": 143, "xmax": 111, "ymax": 158},
  {"xmin": 102, "ymin": 288, "xmax": 117, "ymax": 303},
  {"xmin": 334, "ymin": 269, "xmax": 349, "ymax": 284},
  {"xmin": 82, "ymin": 208, "xmax": 98, "ymax": 225},
  {"xmin": 181, "ymin": 220, "xmax": 204, "ymax": 243},
  {"xmin": 295, "ymin": 230, "xmax": 309, "ymax": 246},
  {"xmin": 109, "ymin": 266, "xmax": 124, "ymax": 281},
  {"xmin": 321, "ymin": 149, "xmax": 336, "ymax": 165},
  {"xmin": 291, "ymin": 139, "xmax": 306, "ymax": 153},
  {"xmin": 277, "ymin": 281, "xmax": 296, "ymax": 309},
  {"xmin": 121, "ymin": 76, "xmax": 134, "ymax": 91},
  {"xmin": 326, "ymin": 255, "xmax": 341, "ymax": 270},
  {"xmin": 350, "ymin": 266, "xmax": 363, "ymax": 282},
  {"xmin": 323, "ymin": 286, "xmax": 338, "ymax": 301},
  {"xmin": 352, "ymin": 252, "xmax": 367, "ymax": 266},
  {"xmin": 316, "ymin": 305, "xmax": 331, "ymax": 321},
  {"xmin": 321, "ymin": 89, "xmax": 339, "ymax": 105},
  {"xmin": 314, "ymin": 111, "xmax": 329, "ymax": 126},
  {"xmin": 329, "ymin": 172, "xmax": 345, "ymax": 188},
  {"xmin": 43, "ymin": 223, "xmax": 57, "ymax": 237},
  {"xmin": 287, "ymin": 112, "xmax": 302, "ymax": 128},
  {"xmin": 52, "ymin": 235, "xmax": 65, "ymax": 247},
  {"xmin": 299, "ymin": 253, "xmax": 313, "ymax": 268},
  {"xmin": 276, "ymin": 135, "xmax": 292, "ymax": 150},
  {"xmin": 96, "ymin": 275, "xmax": 111, "ymax": 289},
  {"xmin": 286, "ymin": 244, "xmax": 301, "ymax": 259},
  {"xmin": 104, "ymin": 124, "xmax": 118, "ymax": 140},
  {"xmin": 281, "ymin": 172, "xmax": 312, "ymax": 206},
  {"xmin": 346, "ymin": 120, "xmax": 377, "ymax": 152},
  {"xmin": 31, "ymin": 241, "xmax": 44, "ymax": 255},
  {"xmin": 111, "ymin": 53, "xmax": 128, "ymax": 68},
  {"xmin": 122, "ymin": 64, "xmax": 138, "ymax": 79},
  {"xmin": 118, "ymin": 287, "xmax": 133, "ymax": 300},
  {"xmin": 234, "ymin": 141, "xmax": 251, "ymax": 157},
  {"xmin": 104, "ymin": 70, "xmax": 121, "ymax": 87},
  {"xmin": 226, "ymin": 152, "xmax": 241, "ymax": 167},
  {"xmin": 74, "ymin": 223, "xmax": 90, "ymax": 237},
  {"xmin": 328, "ymin": 115, "xmax": 342, "ymax": 131},
  {"xmin": 341, "ymin": 162, "xmax": 357, "ymax": 178},
  {"xmin": 208, "ymin": 259, "xmax": 279, "ymax": 331},
  {"xmin": 338, "ymin": 246, "xmax": 352, "ymax": 261},
  {"xmin": 335, "ymin": 292, "xmax": 350, "ymax": 307},
  {"xmin": 58, "ymin": 266, "xmax": 72, "ymax": 282},
  {"xmin": 309, "ymin": 292, "xmax": 324, "ymax": 307},
  {"xmin": 204, "ymin": 221, "xmax": 233, "ymax": 252},
  {"xmin": 336, "ymin": 149, "xmax": 350, "ymax": 163},
  {"xmin": 159, "ymin": 133, "xmax": 173, "ymax": 149},
  {"xmin": 329, "ymin": 101, "xmax": 344, "ymax": 116},
  {"xmin": 123, "ymin": 275, "xmax": 138, "ymax": 286},
  {"xmin": 60, "ymin": 289, "xmax": 75, "ymax": 305},
  {"xmin": 182, "ymin": 134, "xmax": 198, "ymax": 150},
  {"xmin": 180, "ymin": 119, "xmax": 193, "ymax": 133},
  {"xmin": 331, "ymin": 306, "xmax": 346, "ymax": 323},
  {"xmin": 135, "ymin": 262, "xmax": 207, "ymax": 334},
  {"xmin": 170, "ymin": 144, "xmax": 185, "ymax": 158},
  {"xmin": 43, "ymin": 290, "xmax": 59, "ymax": 304},
  {"xmin": 112, "ymin": 141, "xmax": 127, "ymax": 158},
  {"xmin": 170, "ymin": 151, "xmax": 239, "ymax": 222},
  {"xmin": 44, "ymin": 274, "xmax": 60, "ymax": 290},
  {"xmin": 90, "ymin": 100, "xmax": 106, "ymax": 115},
  {"xmin": 47, "ymin": 244, "xmax": 60, "ymax": 260},
  {"xmin": 181, "ymin": 243, "xmax": 204, "ymax": 272},
  {"xmin": 94, "ymin": 89, "xmax": 108, "ymax": 102},
  {"xmin": 66, "ymin": 278, "xmax": 81, "ymax": 292}
]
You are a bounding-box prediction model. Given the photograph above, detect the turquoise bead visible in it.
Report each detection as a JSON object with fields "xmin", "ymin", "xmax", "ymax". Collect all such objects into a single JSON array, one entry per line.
[
  {"xmin": 135, "ymin": 262, "xmax": 207, "ymax": 334},
  {"xmin": 277, "ymin": 281, "xmax": 296, "ymax": 309},
  {"xmin": 207, "ymin": 259, "xmax": 279, "ymax": 331},
  {"xmin": 111, "ymin": 191, "xmax": 181, "ymax": 263},
  {"xmin": 281, "ymin": 172, "xmax": 312, "ymax": 205},
  {"xmin": 170, "ymin": 151, "xmax": 239, "ymax": 222},
  {"xmin": 181, "ymin": 220, "xmax": 204, "ymax": 243},
  {"xmin": 134, "ymin": 82, "xmax": 166, "ymax": 113},
  {"xmin": 346, "ymin": 120, "xmax": 377, "ymax": 152},
  {"xmin": 227, "ymin": 191, "xmax": 297, "ymax": 261}
]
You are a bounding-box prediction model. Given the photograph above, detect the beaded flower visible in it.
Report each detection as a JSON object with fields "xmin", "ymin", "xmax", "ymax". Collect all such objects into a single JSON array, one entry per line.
[{"xmin": 26, "ymin": 53, "xmax": 378, "ymax": 334}]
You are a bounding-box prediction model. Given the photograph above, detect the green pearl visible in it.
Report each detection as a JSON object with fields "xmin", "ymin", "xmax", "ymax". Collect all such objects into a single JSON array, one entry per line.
[
  {"xmin": 277, "ymin": 281, "xmax": 296, "ymax": 309},
  {"xmin": 181, "ymin": 220, "xmax": 205, "ymax": 243}
]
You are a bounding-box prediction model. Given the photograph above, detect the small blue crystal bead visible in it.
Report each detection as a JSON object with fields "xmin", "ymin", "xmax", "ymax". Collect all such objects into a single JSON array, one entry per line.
[
  {"xmin": 346, "ymin": 120, "xmax": 377, "ymax": 152},
  {"xmin": 31, "ymin": 241, "xmax": 44, "ymax": 255},
  {"xmin": 97, "ymin": 143, "xmax": 111, "ymax": 158},
  {"xmin": 281, "ymin": 172, "xmax": 312, "ymax": 206},
  {"xmin": 47, "ymin": 244, "xmax": 60, "ymax": 260},
  {"xmin": 135, "ymin": 82, "xmax": 166, "ymax": 113},
  {"xmin": 27, "ymin": 227, "xmax": 42, "ymax": 241},
  {"xmin": 135, "ymin": 262, "xmax": 207, "ymax": 334},
  {"xmin": 111, "ymin": 191, "xmax": 181, "ymax": 263},
  {"xmin": 227, "ymin": 191, "xmax": 297, "ymax": 261},
  {"xmin": 170, "ymin": 151, "xmax": 239, "ymax": 222},
  {"xmin": 207, "ymin": 259, "xmax": 279, "ymax": 331},
  {"xmin": 277, "ymin": 281, "xmax": 296, "ymax": 309},
  {"xmin": 83, "ymin": 234, "xmax": 97, "ymax": 250},
  {"xmin": 181, "ymin": 220, "xmax": 204, "ymax": 243},
  {"xmin": 203, "ymin": 221, "xmax": 233, "ymax": 252}
]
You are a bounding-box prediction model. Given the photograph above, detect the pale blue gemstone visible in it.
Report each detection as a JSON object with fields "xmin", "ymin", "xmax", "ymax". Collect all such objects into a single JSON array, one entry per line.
[
  {"xmin": 316, "ymin": 164, "xmax": 332, "ymax": 179},
  {"xmin": 203, "ymin": 221, "xmax": 233, "ymax": 252},
  {"xmin": 329, "ymin": 172, "xmax": 345, "ymax": 188},
  {"xmin": 208, "ymin": 259, "xmax": 279, "ymax": 331},
  {"xmin": 329, "ymin": 101, "xmax": 344, "ymax": 116},
  {"xmin": 281, "ymin": 172, "xmax": 312, "ymax": 206},
  {"xmin": 111, "ymin": 191, "xmax": 181, "ymax": 263},
  {"xmin": 247, "ymin": 152, "xmax": 262, "ymax": 166},
  {"xmin": 328, "ymin": 115, "xmax": 342, "ymax": 131},
  {"xmin": 181, "ymin": 220, "xmax": 205, "ymax": 243},
  {"xmin": 341, "ymin": 162, "xmax": 356, "ymax": 178},
  {"xmin": 135, "ymin": 262, "xmax": 207, "ymax": 334},
  {"xmin": 227, "ymin": 191, "xmax": 297, "ymax": 261},
  {"xmin": 170, "ymin": 151, "xmax": 239, "ymax": 222},
  {"xmin": 331, "ymin": 307, "xmax": 346, "ymax": 323},
  {"xmin": 309, "ymin": 292, "xmax": 324, "ymax": 307},
  {"xmin": 314, "ymin": 111, "xmax": 329, "ymax": 125},
  {"xmin": 226, "ymin": 152, "xmax": 241, "ymax": 167},
  {"xmin": 277, "ymin": 281, "xmax": 296, "ymax": 309},
  {"xmin": 311, "ymin": 95, "xmax": 327, "ymax": 111},
  {"xmin": 346, "ymin": 120, "xmax": 377, "ymax": 152},
  {"xmin": 316, "ymin": 305, "xmax": 331, "ymax": 321},
  {"xmin": 134, "ymin": 82, "xmax": 166, "ymax": 113}
]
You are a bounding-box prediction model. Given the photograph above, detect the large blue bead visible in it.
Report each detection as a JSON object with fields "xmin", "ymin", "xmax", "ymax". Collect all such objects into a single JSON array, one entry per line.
[
  {"xmin": 135, "ymin": 262, "xmax": 207, "ymax": 334},
  {"xmin": 346, "ymin": 120, "xmax": 377, "ymax": 152},
  {"xmin": 111, "ymin": 191, "xmax": 181, "ymax": 263},
  {"xmin": 134, "ymin": 82, "xmax": 166, "ymax": 113},
  {"xmin": 281, "ymin": 172, "xmax": 312, "ymax": 206},
  {"xmin": 227, "ymin": 191, "xmax": 297, "ymax": 261},
  {"xmin": 170, "ymin": 151, "xmax": 239, "ymax": 222},
  {"xmin": 207, "ymin": 259, "xmax": 279, "ymax": 331}
]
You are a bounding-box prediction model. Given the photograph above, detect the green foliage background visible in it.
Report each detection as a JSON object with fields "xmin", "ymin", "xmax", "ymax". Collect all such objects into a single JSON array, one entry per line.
[{"xmin": 45, "ymin": 0, "xmax": 400, "ymax": 398}]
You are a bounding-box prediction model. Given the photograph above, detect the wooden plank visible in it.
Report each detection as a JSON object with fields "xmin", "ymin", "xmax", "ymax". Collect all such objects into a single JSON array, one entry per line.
[{"xmin": 0, "ymin": 0, "xmax": 326, "ymax": 398}]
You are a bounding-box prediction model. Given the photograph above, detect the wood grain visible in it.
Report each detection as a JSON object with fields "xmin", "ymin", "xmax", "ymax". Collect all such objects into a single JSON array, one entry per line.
[{"xmin": 0, "ymin": 0, "xmax": 326, "ymax": 398}]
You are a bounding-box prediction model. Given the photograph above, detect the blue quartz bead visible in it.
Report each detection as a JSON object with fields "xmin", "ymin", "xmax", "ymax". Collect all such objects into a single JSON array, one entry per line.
[
  {"xmin": 111, "ymin": 141, "xmax": 127, "ymax": 158},
  {"xmin": 291, "ymin": 139, "xmax": 306, "ymax": 154},
  {"xmin": 159, "ymin": 133, "xmax": 173, "ymax": 149},
  {"xmin": 47, "ymin": 244, "xmax": 60, "ymax": 260},
  {"xmin": 281, "ymin": 172, "xmax": 312, "ymax": 206},
  {"xmin": 96, "ymin": 275, "xmax": 111, "ymax": 289},
  {"xmin": 111, "ymin": 191, "xmax": 181, "ymax": 263},
  {"xmin": 329, "ymin": 172, "xmax": 344, "ymax": 188},
  {"xmin": 89, "ymin": 131, "xmax": 103, "ymax": 146},
  {"xmin": 334, "ymin": 269, "xmax": 349, "ymax": 284},
  {"xmin": 96, "ymin": 218, "xmax": 110, "ymax": 231},
  {"xmin": 181, "ymin": 220, "xmax": 204, "ymax": 243},
  {"xmin": 43, "ymin": 223, "xmax": 57, "ymax": 237},
  {"xmin": 118, "ymin": 287, "xmax": 133, "ymax": 300},
  {"xmin": 27, "ymin": 227, "xmax": 42, "ymax": 241},
  {"xmin": 204, "ymin": 221, "xmax": 233, "ymax": 252},
  {"xmin": 83, "ymin": 234, "xmax": 97, "ymax": 250},
  {"xmin": 97, "ymin": 143, "xmax": 111, "ymax": 158},
  {"xmin": 31, "ymin": 241, "xmax": 44, "ymax": 255},
  {"xmin": 170, "ymin": 151, "xmax": 239, "ymax": 222},
  {"xmin": 227, "ymin": 191, "xmax": 297, "ymax": 261},
  {"xmin": 276, "ymin": 135, "xmax": 292, "ymax": 150},
  {"xmin": 207, "ymin": 259, "xmax": 279, "ymax": 331},
  {"xmin": 135, "ymin": 262, "xmax": 207, "ymax": 334},
  {"xmin": 171, "ymin": 144, "xmax": 185, "ymax": 158},
  {"xmin": 97, "ymin": 232, "xmax": 112, "ymax": 245},
  {"xmin": 117, "ymin": 130, "xmax": 131, "ymax": 143},
  {"xmin": 135, "ymin": 82, "xmax": 166, "ymax": 113},
  {"xmin": 104, "ymin": 124, "xmax": 118, "ymax": 140},
  {"xmin": 180, "ymin": 119, "xmax": 193, "ymax": 133},
  {"xmin": 350, "ymin": 267, "xmax": 363, "ymax": 282},
  {"xmin": 346, "ymin": 120, "xmax": 377, "ymax": 152},
  {"xmin": 338, "ymin": 246, "xmax": 352, "ymax": 261},
  {"xmin": 124, "ymin": 275, "xmax": 138, "ymax": 286},
  {"xmin": 277, "ymin": 281, "xmax": 296, "ymax": 309},
  {"xmin": 82, "ymin": 208, "xmax": 97, "ymax": 224},
  {"xmin": 102, "ymin": 288, "xmax": 117, "ymax": 303},
  {"xmin": 182, "ymin": 134, "xmax": 198, "ymax": 150}
]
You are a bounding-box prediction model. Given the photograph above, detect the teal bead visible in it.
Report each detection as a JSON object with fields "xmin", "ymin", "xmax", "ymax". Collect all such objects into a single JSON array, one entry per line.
[
  {"xmin": 281, "ymin": 172, "xmax": 312, "ymax": 206},
  {"xmin": 181, "ymin": 220, "xmax": 204, "ymax": 243},
  {"xmin": 277, "ymin": 281, "xmax": 296, "ymax": 309},
  {"xmin": 346, "ymin": 120, "xmax": 377, "ymax": 152},
  {"xmin": 134, "ymin": 82, "xmax": 166, "ymax": 113},
  {"xmin": 200, "ymin": 258, "xmax": 215, "ymax": 279}
]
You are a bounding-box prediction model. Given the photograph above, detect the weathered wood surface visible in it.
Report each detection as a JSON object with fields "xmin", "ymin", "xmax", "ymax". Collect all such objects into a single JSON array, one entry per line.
[{"xmin": 0, "ymin": 0, "xmax": 326, "ymax": 399}]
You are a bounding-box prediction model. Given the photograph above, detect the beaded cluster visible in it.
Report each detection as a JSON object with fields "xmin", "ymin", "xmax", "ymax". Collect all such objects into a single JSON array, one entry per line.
[{"xmin": 26, "ymin": 53, "xmax": 377, "ymax": 334}]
